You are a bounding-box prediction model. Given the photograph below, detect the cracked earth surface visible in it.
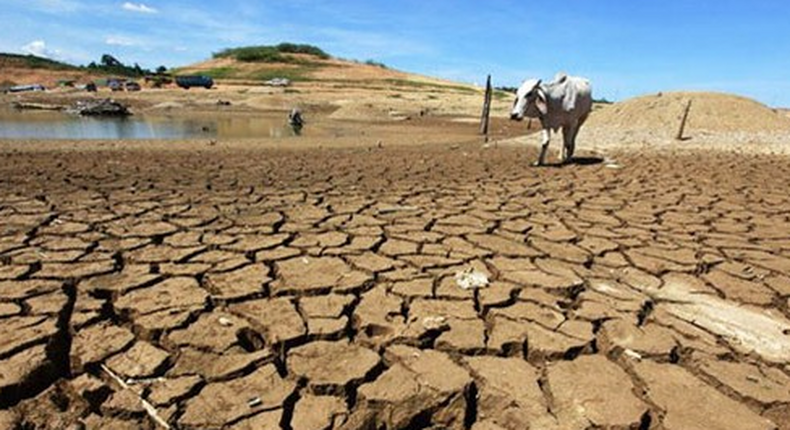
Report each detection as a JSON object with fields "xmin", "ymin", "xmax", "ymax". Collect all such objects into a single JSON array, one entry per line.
[{"xmin": 1, "ymin": 141, "xmax": 789, "ymax": 429}]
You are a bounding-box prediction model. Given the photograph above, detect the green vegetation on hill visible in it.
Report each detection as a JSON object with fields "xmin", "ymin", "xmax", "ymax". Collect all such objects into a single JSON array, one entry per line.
[
  {"xmin": 0, "ymin": 52, "xmax": 168, "ymax": 79},
  {"xmin": 213, "ymin": 43, "xmax": 330, "ymax": 63},
  {"xmin": 203, "ymin": 43, "xmax": 335, "ymax": 82},
  {"xmin": 0, "ymin": 53, "xmax": 79, "ymax": 71},
  {"xmin": 199, "ymin": 64, "xmax": 319, "ymax": 82},
  {"xmin": 85, "ymin": 54, "xmax": 166, "ymax": 77}
]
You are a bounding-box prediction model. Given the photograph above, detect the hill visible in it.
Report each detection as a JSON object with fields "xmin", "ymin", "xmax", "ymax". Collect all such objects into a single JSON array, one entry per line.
[
  {"xmin": 168, "ymin": 44, "xmax": 493, "ymax": 122},
  {"xmin": 0, "ymin": 53, "xmax": 87, "ymax": 88},
  {"xmin": 0, "ymin": 53, "xmax": 80, "ymax": 71},
  {"xmin": 587, "ymin": 91, "xmax": 790, "ymax": 134},
  {"xmin": 572, "ymin": 91, "xmax": 790, "ymax": 154},
  {"xmin": 175, "ymin": 43, "xmax": 474, "ymax": 91},
  {"xmin": 0, "ymin": 44, "xmax": 477, "ymax": 93},
  {"xmin": 0, "ymin": 44, "xmax": 492, "ymax": 122},
  {"xmin": 0, "ymin": 53, "xmax": 153, "ymax": 89}
]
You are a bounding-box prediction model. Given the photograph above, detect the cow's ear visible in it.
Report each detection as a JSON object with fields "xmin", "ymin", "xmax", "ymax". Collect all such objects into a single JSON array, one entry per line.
[
  {"xmin": 553, "ymin": 73, "xmax": 568, "ymax": 84},
  {"xmin": 535, "ymin": 88, "xmax": 548, "ymax": 115}
]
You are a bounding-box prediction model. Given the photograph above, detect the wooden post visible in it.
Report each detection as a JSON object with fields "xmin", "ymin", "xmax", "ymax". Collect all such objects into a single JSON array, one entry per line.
[
  {"xmin": 479, "ymin": 75, "xmax": 492, "ymax": 141},
  {"xmin": 676, "ymin": 99, "xmax": 692, "ymax": 140}
]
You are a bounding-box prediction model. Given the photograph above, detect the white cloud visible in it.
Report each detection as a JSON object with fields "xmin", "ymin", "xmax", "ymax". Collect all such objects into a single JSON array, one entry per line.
[
  {"xmin": 21, "ymin": 40, "xmax": 61, "ymax": 59},
  {"xmin": 105, "ymin": 36, "xmax": 137, "ymax": 46},
  {"xmin": 122, "ymin": 2, "xmax": 157, "ymax": 14}
]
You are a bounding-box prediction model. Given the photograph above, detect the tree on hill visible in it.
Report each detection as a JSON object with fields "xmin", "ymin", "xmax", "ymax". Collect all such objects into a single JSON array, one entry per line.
[
  {"xmin": 274, "ymin": 43, "xmax": 329, "ymax": 58},
  {"xmin": 101, "ymin": 54, "xmax": 123, "ymax": 68},
  {"xmin": 86, "ymin": 54, "xmax": 156, "ymax": 77},
  {"xmin": 213, "ymin": 43, "xmax": 330, "ymax": 63}
]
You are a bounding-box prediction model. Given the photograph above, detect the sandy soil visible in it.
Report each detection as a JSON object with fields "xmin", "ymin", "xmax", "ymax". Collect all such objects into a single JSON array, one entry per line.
[
  {"xmin": 1, "ymin": 85, "xmax": 790, "ymax": 429},
  {"xmin": 507, "ymin": 91, "xmax": 790, "ymax": 157}
]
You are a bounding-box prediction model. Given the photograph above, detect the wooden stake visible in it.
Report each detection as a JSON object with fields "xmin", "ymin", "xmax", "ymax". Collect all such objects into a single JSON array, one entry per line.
[
  {"xmin": 676, "ymin": 99, "xmax": 692, "ymax": 140},
  {"xmin": 479, "ymin": 75, "xmax": 492, "ymax": 140},
  {"xmin": 101, "ymin": 364, "xmax": 171, "ymax": 429}
]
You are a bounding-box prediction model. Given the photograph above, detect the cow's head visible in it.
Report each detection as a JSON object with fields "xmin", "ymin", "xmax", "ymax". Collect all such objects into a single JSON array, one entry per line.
[{"xmin": 510, "ymin": 79, "xmax": 546, "ymax": 121}]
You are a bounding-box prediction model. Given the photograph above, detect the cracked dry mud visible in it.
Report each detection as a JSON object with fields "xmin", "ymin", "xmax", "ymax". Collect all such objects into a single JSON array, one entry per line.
[{"xmin": 1, "ymin": 141, "xmax": 790, "ymax": 430}]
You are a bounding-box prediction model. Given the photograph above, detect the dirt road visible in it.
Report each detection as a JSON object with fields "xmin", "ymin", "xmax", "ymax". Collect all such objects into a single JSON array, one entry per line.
[{"xmin": 1, "ymin": 135, "xmax": 789, "ymax": 428}]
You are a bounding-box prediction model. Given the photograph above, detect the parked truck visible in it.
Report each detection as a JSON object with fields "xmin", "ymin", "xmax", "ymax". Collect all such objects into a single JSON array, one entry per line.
[{"xmin": 175, "ymin": 75, "xmax": 214, "ymax": 89}]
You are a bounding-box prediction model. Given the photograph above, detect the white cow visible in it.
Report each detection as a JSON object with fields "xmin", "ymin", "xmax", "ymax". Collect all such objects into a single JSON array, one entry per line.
[{"xmin": 510, "ymin": 73, "xmax": 592, "ymax": 166}]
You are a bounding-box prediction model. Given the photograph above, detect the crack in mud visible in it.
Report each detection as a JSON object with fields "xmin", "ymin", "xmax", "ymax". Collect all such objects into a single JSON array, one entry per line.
[{"xmin": 1, "ymin": 145, "xmax": 789, "ymax": 428}]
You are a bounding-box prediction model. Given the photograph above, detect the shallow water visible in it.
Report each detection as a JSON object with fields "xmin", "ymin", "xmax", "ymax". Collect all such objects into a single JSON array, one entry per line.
[{"xmin": 0, "ymin": 110, "xmax": 300, "ymax": 140}]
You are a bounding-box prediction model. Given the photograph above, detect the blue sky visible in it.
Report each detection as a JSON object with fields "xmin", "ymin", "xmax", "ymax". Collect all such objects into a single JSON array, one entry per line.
[{"xmin": 3, "ymin": 0, "xmax": 790, "ymax": 106}]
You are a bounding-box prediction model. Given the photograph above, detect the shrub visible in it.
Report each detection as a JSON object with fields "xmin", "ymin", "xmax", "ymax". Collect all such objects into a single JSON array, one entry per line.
[
  {"xmin": 274, "ymin": 43, "xmax": 329, "ymax": 59},
  {"xmin": 213, "ymin": 46, "xmax": 283, "ymax": 63},
  {"xmin": 364, "ymin": 59, "xmax": 388, "ymax": 69},
  {"xmin": 213, "ymin": 43, "xmax": 330, "ymax": 63}
]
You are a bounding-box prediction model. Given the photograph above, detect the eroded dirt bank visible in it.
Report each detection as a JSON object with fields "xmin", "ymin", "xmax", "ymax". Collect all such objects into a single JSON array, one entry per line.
[{"xmin": 1, "ymin": 139, "xmax": 789, "ymax": 429}]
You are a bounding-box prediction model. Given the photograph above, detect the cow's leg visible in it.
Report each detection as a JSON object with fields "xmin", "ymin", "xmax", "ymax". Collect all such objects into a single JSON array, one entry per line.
[
  {"xmin": 570, "ymin": 114, "xmax": 588, "ymax": 160},
  {"xmin": 567, "ymin": 124, "xmax": 579, "ymax": 161},
  {"xmin": 562, "ymin": 125, "xmax": 573, "ymax": 164},
  {"xmin": 535, "ymin": 128, "xmax": 551, "ymax": 166}
]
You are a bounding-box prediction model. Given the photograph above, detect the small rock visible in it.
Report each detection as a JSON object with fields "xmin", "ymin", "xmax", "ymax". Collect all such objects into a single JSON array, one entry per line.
[
  {"xmin": 422, "ymin": 316, "xmax": 449, "ymax": 331},
  {"xmin": 454, "ymin": 267, "xmax": 489, "ymax": 290}
]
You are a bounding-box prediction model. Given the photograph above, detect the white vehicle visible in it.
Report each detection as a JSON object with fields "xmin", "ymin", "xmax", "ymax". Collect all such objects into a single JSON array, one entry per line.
[
  {"xmin": 7, "ymin": 84, "xmax": 46, "ymax": 93},
  {"xmin": 265, "ymin": 78, "xmax": 291, "ymax": 87}
]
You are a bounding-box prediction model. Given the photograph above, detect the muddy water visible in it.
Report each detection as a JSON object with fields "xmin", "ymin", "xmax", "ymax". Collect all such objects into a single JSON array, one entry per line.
[{"xmin": 0, "ymin": 109, "xmax": 303, "ymax": 139}]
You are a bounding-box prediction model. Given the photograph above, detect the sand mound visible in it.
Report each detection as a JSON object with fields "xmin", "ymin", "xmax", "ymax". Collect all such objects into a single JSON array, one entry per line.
[
  {"xmin": 588, "ymin": 92, "xmax": 790, "ymax": 134},
  {"xmin": 566, "ymin": 92, "xmax": 790, "ymax": 154}
]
